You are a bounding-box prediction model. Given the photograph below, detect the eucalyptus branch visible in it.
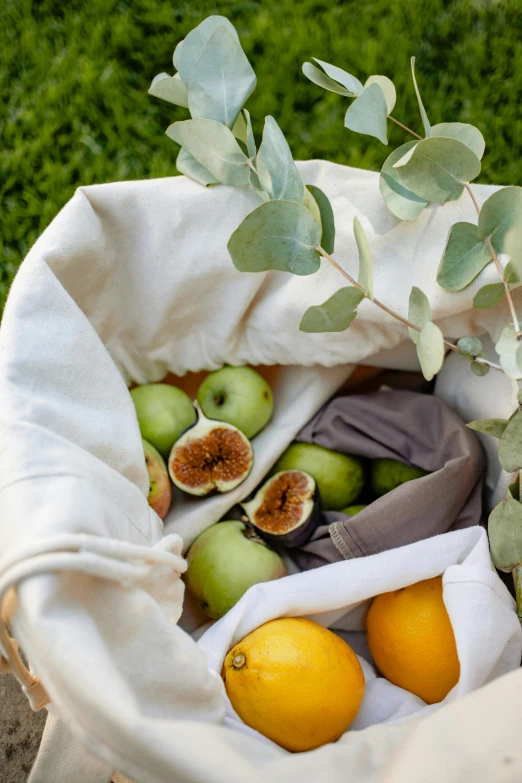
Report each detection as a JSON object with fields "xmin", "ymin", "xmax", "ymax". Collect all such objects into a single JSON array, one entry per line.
[
  {"xmin": 464, "ymin": 183, "xmax": 521, "ymax": 336},
  {"xmin": 389, "ymin": 119, "xmax": 521, "ymax": 338},
  {"xmin": 315, "ymin": 245, "xmax": 501, "ymax": 372}
]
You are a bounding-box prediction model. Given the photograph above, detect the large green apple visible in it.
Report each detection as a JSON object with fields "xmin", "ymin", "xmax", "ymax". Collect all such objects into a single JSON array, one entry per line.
[
  {"xmin": 372, "ymin": 458, "xmax": 428, "ymax": 497},
  {"xmin": 185, "ymin": 521, "xmax": 287, "ymax": 619},
  {"xmin": 130, "ymin": 383, "xmax": 196, "ymax": 458},
  {"xmin": 341, "ymin": 504, "xmax": 367, "ymax": 516},
  {"xmin": 272, "ymin": 442, "xmax": 364, "ymax": 511},
  {"xmin": 196, "ymin": 366, "xmax": 273, "ymax": 439}
]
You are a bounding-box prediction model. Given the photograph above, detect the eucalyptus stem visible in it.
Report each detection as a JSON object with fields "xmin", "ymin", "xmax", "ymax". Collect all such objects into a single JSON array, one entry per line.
[
  {"xmin": 513, "ymin": 566, "xmax": 522, "ymax": 624},
  {"xmin": 315, "ymin": 244, "xmax": 502, "ymax": 372},
  {"xmin": 388, "ymin": 115, "xmax": 423, "ymax": 140}
]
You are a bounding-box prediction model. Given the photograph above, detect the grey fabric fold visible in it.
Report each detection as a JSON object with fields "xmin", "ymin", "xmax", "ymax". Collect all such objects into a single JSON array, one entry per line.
[{"xmin": 293, "ymin": 390, "xmax": 486, "ymax": 570}]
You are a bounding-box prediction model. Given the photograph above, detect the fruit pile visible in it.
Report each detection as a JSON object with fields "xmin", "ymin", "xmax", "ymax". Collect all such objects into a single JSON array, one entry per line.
[
  {"xmin": 130, "ymin": 367, "xmax": 457, "ymax": 753},
  {"xmin": 131, "ymin": 365, "xmax": 430, "ymax": 618},
  {"xmin": 131, "ymin": 365, "xmax": 274, "ymax": 517}
]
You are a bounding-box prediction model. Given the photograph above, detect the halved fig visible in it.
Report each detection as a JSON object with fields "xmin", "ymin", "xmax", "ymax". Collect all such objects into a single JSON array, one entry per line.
[
  {"xmin": 143, "ymin": 438, "xmax": 172, "ymax": 519},
  {"xmin": 168, "ymin": 406, "xmax": 253, "ymax": 496},
  {"xmin": 241, "ymin": 470, "xmax": 321, "ymax": 548}
]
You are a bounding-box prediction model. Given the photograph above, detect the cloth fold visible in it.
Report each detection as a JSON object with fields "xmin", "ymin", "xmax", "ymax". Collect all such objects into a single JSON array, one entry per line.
[{"xmin": 293, "ymin": 390, "xmax": 486, "ymax": 570}]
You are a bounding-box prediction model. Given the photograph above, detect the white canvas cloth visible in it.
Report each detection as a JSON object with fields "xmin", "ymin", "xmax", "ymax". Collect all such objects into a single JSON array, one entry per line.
[{"xmin": 1, "ymin": 161, "xmax": 522, "ymax": 783}]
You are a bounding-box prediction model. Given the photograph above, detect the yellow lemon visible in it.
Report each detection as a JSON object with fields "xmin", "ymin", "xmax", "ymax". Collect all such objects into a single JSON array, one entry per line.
[
  {"xmin": 366, "ymin": 575, "xmax": 460, "ymax": 704},
  {"xmin": 222, "ymin": 617, "xmax": 365, "ymax": 752}
]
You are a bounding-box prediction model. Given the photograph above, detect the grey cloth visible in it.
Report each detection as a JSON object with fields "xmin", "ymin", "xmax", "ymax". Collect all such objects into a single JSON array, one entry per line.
[{"xmin": 293, "ymin": 390, "xmax": 486, "ymax": 570}]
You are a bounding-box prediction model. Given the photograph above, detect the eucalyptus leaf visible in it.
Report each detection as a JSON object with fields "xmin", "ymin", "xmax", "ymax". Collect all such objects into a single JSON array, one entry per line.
[
  {"xmin": 417, "ymin": 321, "xmax": 445, "ymax": 381},
  {"xmin": 148, "ymin": 72, "xmax": 189, "ymax": 108},
  {"xmin": 257, "ymin": 116, "xmax": 304, "ymax": 202},
  {"xmin": 430, "ymin": 122, "xmax": 485, "ymax": 160},
  {"xmin": 188, "ymin": 26, "xmax": 256, "ymax": 128},
  {"xmin": 178, "ymin": 16, "xmax": 239, "ymax": 86},
  {"xmin": 466, "ymin": 418, "xmax": 508, "ymax": 438},
  {"xmin": 504, "ymin": 261, "xmax": 520, "ymax": 285},
  {"xmin": 437, "ymin": 222, "xmax": 491, "ymax": 291},
  {"xmin": 499, "ymin": 410, "xmax": 522, "ymax": 473},
  {"xmin": 394, "ymin": 137, "xmax": 481, "ymax": 203},
  {"xmin": 364, "ymin": 75, "xmax": 396, "ymax": 112},
  {"xmin": 303, "ymin": 187, "xmax": 322, "ymax": 225},
  {"xmin": 457, "ymin": 336, "xmax": 483, "ymax": 359},
  {"xmin": 302, "ymin": 62, "xmax": 352, "ymax": 97},
  {"xmin": 504, "ymin": 223, "xmax": 522, "ymax": 280},
  {"xmin": 228, "ymin": 199, "xmax": 322, "ymax": 275},
  {"xmin": 410, "ymin": 56, "xmax": 430, "ymax": 138},
  {"xmin": 509, "ymin": 479, "xmax": 520, "ymax": 499},
  {"xmin": 353, "ymin": 216, "xmax": 373, "ymax": 299},
  {"xmin": 166, "ymin": 119, "xmax": 250, "ymax": 187},
  {"xmin": 393, "ymin": 146, "xmax": 417, "ymax": 168},
  {"xmin": 299, "ymin": 287, "xmax": 365, "ymax": 333},
  {"xmin": 408, "ymin": 286, "xmax": 431, "ymax": 344},
  {"xmin": 470, "ymin": 361, "xmax": 489, "ymax": 376},
  {"xmin": 232, "ymin": 112, "xmax": 247, "ymax": 144},
  {"xmin": 488, "ymin": 497, "xmax": 522, "ymax": 572},
  {"xmin": 249, "ymin": 168, "xmax": 269, "ymax": 200},
  {"xmin": 517, "ymin": 342, "xmax": 522, "ymax": 376},
  {"xmin": 306, "ymin": 185, "xmax": 335, "ymax": 254},
  {"xmin": 173, "ymin": 40, "xmax": 183, "ymax": 70},
  {"xmin": 478, "ymin": 186, "xmax": 522, "ymax": 255},
  {"xmin": 345, "ymin": 83, "xmax": 388, "ymax": 145},
  {"xmin": 312, "ymin": 58, "xmax": 363, "ymax": 95},
  {"xmin": 243, "ymin": 109, "xmax": 256, "ymax": 159},
  {"xmin": 176, "ymin": 148, "xmax": 219, "ymax": 186},
  {"xmin": 379, "ymin": 142, "xmax": 428, "ymax": 221},
  {"xmin": 495, "ymin": 324, "xmax": 522, "ymax": 380},
  {"xmin": 473, "ymin": 283, "xmax": 505, "ymax": 310}
]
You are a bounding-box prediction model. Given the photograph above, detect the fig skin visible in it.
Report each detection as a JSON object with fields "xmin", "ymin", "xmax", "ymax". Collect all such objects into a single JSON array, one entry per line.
[
  {"xmin": 186, "ymin": 521, "xmax": 288, "ymax": 619},
  {"xmin": 272, "ymin": 443, "xmax": 364, "ymax": 511},
  {"xmin": 241, "ymin": 470, "xmax": 321, "ymax": 548},
  {"xmin": 197, "ymin": 366, "xmax": 273, "ymax": 439},
  {"xmin": 143, "ymin": 438, "xmax": 172, "ymax": 519},
  {"xmin": 168, "ymin": 407, "xmax": 253, "ymax": 496},
  {"xmin": 131, "ymin": 384, "xmax": 197, "ymax": 459}
]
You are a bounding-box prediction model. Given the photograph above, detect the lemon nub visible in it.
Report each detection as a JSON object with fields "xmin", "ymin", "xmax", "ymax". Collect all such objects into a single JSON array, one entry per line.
[{"xmin": 233, "ymin": 653, "xmax": 246, "ymax": 669}]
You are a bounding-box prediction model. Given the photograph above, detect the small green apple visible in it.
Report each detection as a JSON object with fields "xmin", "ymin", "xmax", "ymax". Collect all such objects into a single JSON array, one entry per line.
[
  {"xmin": 341, "ymin": 504, "xmax": 367, "ymax": 516},
  {"xmin": 372, "ymin": 457, "xmax": 429, "ymax": 497},
  {"xmin": 131, "ymin": 383, "xmax": 196, "ymax": 458},
  {"xmin": 196, "ymin": 366, "xmax": 273, "ymax": 439},
  {"xmin": 143, "ymin": 438, "xmax": 172, "ymax": 519},
  {"xmin": 272, "ymin": 442, "xmax": 364, "ymax": 511},
  {"xmin": 185, "ymin": 521, "xmax": 287, "ymax": 619}
]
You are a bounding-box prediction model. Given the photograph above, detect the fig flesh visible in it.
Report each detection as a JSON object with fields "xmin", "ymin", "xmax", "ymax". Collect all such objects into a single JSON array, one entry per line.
[
  {"xmin": 241, "ymin": 470, "xmax": 321, "ymax": 548},
  {"xmin": 168, "ymin": 407, "xmax": 253, "ymax": 496}
]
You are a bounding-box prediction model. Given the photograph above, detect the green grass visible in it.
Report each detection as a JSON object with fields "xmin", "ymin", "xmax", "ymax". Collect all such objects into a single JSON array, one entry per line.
[{"xmin": 3, "ymin": 0, "xmax": 522, "ymax": 313}]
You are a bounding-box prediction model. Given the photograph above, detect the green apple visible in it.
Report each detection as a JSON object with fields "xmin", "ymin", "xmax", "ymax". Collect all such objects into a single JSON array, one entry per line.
[
  {"xmin": 196, "ymin": 366, "xmax": 273, "ymax": 439},
  {"xmin": 272, "ymin": 442, "xmax": 364, "ymax": 511},
  {"xmin": 372, "ymin": 457, "xmax": 429, "ymax": 497},
  {"xmin": 143, "ymin": 438, "xmax": 172, "ymax": 520},
  {"xmin": 186, "ymin": 521, "xmax": 287, "ymax": 619},
  {"xmin": 130, "ymin": 384, "xmax": 196, "ymax": 458},
  {"xmin": 341, "ymin": 504, "xmax": 367, "ymax": 516}
]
